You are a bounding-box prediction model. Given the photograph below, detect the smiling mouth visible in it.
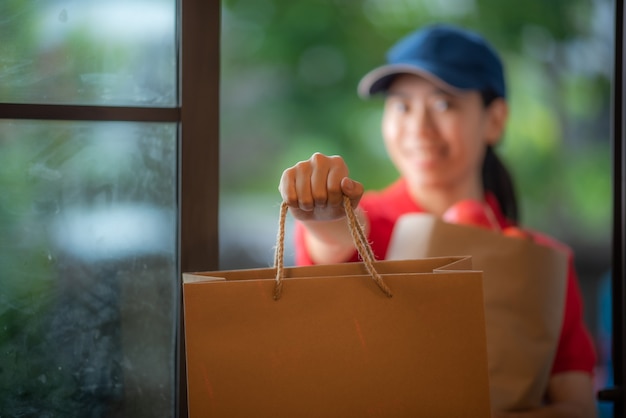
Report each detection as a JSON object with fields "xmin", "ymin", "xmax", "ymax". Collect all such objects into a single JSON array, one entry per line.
[
  {"xmin": 402, "ymin": 147, "xmax": 446, "ymax": 169},
  {"xmin": 407, "ymin": 146, "xmax": 445, "ymax": 159}
]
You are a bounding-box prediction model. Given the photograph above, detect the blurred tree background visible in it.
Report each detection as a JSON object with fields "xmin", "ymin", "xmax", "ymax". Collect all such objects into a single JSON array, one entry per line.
[
  {"xmin": 218, "ymin": 0, "xmax": 614, "ymax": 398},
  {"xmin": 219, "ymin": 0, "xmax": 612, "ymax": 269}
]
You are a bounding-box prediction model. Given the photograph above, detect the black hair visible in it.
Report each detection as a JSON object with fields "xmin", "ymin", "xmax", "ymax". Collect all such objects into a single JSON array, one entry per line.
[{"xmin": 480, "ymin": 90, "xmax": 519, "ymax": 223}]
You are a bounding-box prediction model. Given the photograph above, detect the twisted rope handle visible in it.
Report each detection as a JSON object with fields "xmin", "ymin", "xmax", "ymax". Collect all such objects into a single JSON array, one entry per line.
[
  {"xmin": 273, "ymin": 202, "xmax": 288, "ymax": 300},
  {"xmin": 273, "ymin": 196, "xmax": 393, "ymax": 300}
]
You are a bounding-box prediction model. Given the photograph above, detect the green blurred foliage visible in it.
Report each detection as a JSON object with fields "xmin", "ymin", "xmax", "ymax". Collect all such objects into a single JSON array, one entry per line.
[
  {"xmin": 220, "ymin": 0, "xmax": 613, "ymax": 246},
  {"xmin": 0, "ymin": 128, "xmax": 78, "ymax": 412}
]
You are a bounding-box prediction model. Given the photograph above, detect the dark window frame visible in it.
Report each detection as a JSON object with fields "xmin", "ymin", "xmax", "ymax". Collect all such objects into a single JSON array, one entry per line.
[
  {"xmin": 177, "ymin": 0, "xmax": 220, "ymax": 415},
  {"xmin": 600, "ymin": 0, "xmax": 626, "ymax": 416}
]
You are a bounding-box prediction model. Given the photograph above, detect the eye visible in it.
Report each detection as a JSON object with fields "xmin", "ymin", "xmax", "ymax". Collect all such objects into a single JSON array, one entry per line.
[
  {"xmin": 432, "ymin": 98, "xmax": 451, "ymax": 111},
  {"xmin": 390, "ymin": 100, "xmax": 409, "ymax": 113},
  {"xmin": 385, "ymin": 94, "xmax": 410, "ymax": 113}
]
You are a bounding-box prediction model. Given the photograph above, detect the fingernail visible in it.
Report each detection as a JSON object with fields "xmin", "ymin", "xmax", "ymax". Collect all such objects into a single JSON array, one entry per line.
[{"xmin": 343, "ymin": 178, "xmax": 353, "ymax": 192}]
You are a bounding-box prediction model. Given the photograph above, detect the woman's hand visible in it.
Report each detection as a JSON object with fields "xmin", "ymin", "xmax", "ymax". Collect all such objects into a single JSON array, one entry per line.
[
  {"xmin": 278, "ymin": 153, "xmax": 366, "ymax": 264},
  {"xmin": 279, "ymin": 153, "xmax": 364, "ymax": 222},
  {"xmin": 491, "ymin": 372, "xmax": 597, "ymax": 418}
]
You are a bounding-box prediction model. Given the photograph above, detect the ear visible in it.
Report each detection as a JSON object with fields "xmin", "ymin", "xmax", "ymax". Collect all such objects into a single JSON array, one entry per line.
[{"xmin": 485, "ymin": 98, "xmax": 508, "ymax": 146}]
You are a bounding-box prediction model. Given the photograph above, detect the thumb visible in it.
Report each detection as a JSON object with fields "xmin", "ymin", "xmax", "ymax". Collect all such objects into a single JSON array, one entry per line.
[{"xmin": 340, "ymin": 177, "xmax": 364, "ymax": 207}]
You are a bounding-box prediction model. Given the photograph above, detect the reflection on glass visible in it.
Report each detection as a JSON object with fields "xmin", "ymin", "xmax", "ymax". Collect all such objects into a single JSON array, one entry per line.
[
  {"xmin": 0, "ymin": 120, "xmax": 177, "ymax": 417},
  {"xmin": 0, "ymin": 0, "xmax": 176, "ymax": 106}
]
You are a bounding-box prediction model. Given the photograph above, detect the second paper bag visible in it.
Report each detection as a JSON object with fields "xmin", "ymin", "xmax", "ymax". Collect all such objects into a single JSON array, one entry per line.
[{"xmin": 387, "ymin": 213, "xmax": 568, "ymax": 411}]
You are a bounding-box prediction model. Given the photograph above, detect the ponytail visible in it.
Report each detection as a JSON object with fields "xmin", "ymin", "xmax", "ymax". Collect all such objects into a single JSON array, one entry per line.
[{"xmin": 482, "ymin": 145, "xmax": 519, "ymax": 223}]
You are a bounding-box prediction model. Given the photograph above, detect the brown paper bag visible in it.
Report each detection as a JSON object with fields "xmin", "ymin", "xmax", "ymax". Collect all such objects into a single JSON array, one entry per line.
[
  {"xmin": 386, "ymin": 213, "xmax": 568, "ymax": 412},
  {"xmin": 182, "ymin": 201, "xmax": 492, "ymax": 417}
]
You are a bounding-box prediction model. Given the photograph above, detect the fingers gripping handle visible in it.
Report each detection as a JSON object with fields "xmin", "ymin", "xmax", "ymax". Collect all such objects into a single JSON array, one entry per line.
[{"xmin": 274, "ymin": 196, "xmax": 393, "ymax": 300}]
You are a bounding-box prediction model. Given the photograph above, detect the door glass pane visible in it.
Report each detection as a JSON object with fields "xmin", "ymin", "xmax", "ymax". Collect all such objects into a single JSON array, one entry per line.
[
  {"xmin": 0, "ymin": 0, "xmax": 176, "ymax": 106},
  {"xmin": 0, "ymin": 120, "xmax": 178, "ymax": 417}
]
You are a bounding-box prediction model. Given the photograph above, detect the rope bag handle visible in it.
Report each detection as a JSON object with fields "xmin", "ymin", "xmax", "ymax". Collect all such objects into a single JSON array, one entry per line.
[{"xmin": 273, "ymin": 196, "xmax": 393, "ymax": 300}]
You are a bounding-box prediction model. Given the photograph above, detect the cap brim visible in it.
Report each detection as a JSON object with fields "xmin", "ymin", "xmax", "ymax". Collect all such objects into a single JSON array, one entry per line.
[{"xmin": 357, "ymin": 64, "xmax": 464, "ymax": 99}]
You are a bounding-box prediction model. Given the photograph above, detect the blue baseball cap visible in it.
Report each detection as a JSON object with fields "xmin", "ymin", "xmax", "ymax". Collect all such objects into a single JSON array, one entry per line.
[{"xmin": 357, "ymin": 24, "xmax": 506, "ymax": 99}]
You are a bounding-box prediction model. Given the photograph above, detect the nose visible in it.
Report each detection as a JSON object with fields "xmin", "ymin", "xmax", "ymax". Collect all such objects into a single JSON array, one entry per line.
[{"xmin": 405, "ymin": 104, "xmax": 436, "ymax": 139}]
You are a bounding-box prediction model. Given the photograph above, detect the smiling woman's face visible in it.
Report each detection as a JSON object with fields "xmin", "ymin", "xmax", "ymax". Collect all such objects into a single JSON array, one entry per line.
[{"xmin": 382, "ymin": 73, "xmax": 505, "ymax": 200}]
